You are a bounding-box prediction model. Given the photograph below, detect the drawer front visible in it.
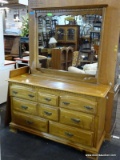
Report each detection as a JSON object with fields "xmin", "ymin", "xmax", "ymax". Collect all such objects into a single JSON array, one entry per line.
[
  {"xmin": 12, "ymin": 111, "xmax": 48, "ymax": 133},
  {"xmin": 38, "ymin": 104, "xmax": 59, "ymax": 121},
  {"xmin": 60, "ymin": 96, "xmax": 97, "ymax": 114},
  {"xmin": 60, "ymin": 108, "xmax": 94, "ymax": 131},
  {"xmin": 49, "ymin": 121, "xmax": 94, "ymax": 146},
  {"xmin": 10, "ymin": 86, "xmax": 36, "ymax": 101},
  {"xmin": 38, "ymin": 92, "xmax": 58, "ymax": 106},
  {"xmin": 11, "ymin": 97, "xmax": 37, "ymax": 115}
]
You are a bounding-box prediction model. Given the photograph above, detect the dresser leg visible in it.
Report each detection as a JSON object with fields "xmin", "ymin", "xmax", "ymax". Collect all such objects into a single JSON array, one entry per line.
[{"xmin": 10, "ymin": 127, "xmax": 17, "ymax": 133}]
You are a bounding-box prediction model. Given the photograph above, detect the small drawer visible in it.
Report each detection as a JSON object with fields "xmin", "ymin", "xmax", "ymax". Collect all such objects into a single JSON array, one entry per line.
[
  {"xmin": 12, "ymin": 111, "xmax": 48, "ymax": 133},
  {"xmin": 60, "ymin": 108, "xmax": 94, "ymax": 131},
  {"xmin": 38, "ymin": 92, "xmax": 58, "ymax": 106},
  {"xmin": 11, "ymin": 97, "xmax": 37, "ymax": 115},
  {"xmin": 10, "ymin": 85, "xmax": 37, "ymax": 101},
  {"xmin": 49, "ymin": 121, "xmax": 94, "ymax": 146},
  {"xmin": 60, "ymin": 96, "xmax": 97, "ymax": 114},
  {"xmin": 38, "ymin": 104, "xmax": 59, "ymax": 121}
]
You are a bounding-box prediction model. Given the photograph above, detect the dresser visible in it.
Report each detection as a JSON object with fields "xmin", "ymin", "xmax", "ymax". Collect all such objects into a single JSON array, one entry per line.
[
  {"xmin": 8, "ymin": 68, "xmax": 110, "ymax": 160},
  {"xmin": 7, "ymin": 0, "xmax": 120, "ymax": 159}
]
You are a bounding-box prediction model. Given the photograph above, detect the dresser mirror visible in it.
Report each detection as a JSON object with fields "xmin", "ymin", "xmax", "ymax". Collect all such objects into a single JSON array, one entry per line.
[{"xmin": 34, "ymin": 8, "xmax": 105, "ymax": 76}]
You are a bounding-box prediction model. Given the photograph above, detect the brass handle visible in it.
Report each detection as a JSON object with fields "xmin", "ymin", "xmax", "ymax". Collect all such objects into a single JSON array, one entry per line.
[
  {"xmin": 26, "ymin": 120, "xmax": 33, "ymax": 125},
  {"xmin": 84, "ymin": 106, "xmax": 93, "ymax": 110},
  {"xmin": 65, "ymin": 132, "xmax": 73, "ymax": 137},
  {"xmin": 44, "ymin": 98, "xmax": 51, "ymax": 101},
  {"xmin": 21, "ymin": 105, "xmax": 28, "ymax": 110},
  {"xmin": 63, "ymin": 102, "xmax": 70, "ymax": 105},
  {"xmin": 44, "ymin": 111, "xmax": 52, "ymax": 116},
  {"xmin": 28, "ymin": 94, "xmax": 34, "ymax": 98},
  {"xmin": 13, "ymin": 91, "xmax": 18, "ymax": 94},
  {"xmin": 71, "ymin": 118, "xmax": 80, "ymax": 123}
]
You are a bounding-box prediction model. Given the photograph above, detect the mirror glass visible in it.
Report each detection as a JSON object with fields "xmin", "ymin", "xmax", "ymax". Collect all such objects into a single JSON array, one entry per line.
[{"xmin": 36, "ymin": 8, "xmax": 103, "ymax": 76}]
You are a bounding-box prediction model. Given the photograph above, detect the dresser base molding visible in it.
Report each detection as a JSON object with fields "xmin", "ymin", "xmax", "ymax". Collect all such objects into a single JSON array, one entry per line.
[{"xmin": 9, "ymin": 122, "xmax": 105, "ymax": 157}]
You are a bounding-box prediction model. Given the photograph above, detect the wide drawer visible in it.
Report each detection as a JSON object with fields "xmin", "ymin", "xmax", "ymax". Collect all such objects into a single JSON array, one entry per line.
[
  {"xmin": 38, "ymin": 103, "xmax": 59, "ymax": 121},
  {"xmin": 60, "ymin": 108, "xmax": 94, "ymax": 131},
  {"xmin": 38, "ymin": 92, "xmax": 58, "ymax": 106},
  {"xmin": 60, "ymin": 96, "xmax": 97, "ymax": 114},
  {"xmin": 49, "ymin": 121, "xmax": 94, "ymax": 146},
  {"xmin": 10, "ymin": 85, "xmax": 37, "ymax": 101},
  {"xmin": 12, "ymin": 111, "xmax": 48, "ymax": 133},
  {"xmin": 11, "ymin": 97, "xmax": 37, "ymax": 115}
]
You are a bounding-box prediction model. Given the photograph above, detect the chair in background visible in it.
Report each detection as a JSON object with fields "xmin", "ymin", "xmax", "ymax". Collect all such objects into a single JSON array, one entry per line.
[
  {"xmin": 93, "ymin": 44, "xmax": 99, "ymax": 55},
  {"xmin": 71, "ymin": 51, "xmax": 81, "ymax": 67}
]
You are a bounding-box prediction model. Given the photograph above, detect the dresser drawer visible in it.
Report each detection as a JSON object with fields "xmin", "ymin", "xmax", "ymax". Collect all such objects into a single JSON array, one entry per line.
[
  {"xmin": 38, "ymin": 92, "xmax": 58, "ymax": 106},
  {"xmin": 38, "ymin": 103, "xmax": 59, "ymax": 121},
  {"xmin": 12, "ymin": 111, "xmax": 48, "ymax": 133},
  {"xmin": 60, "ymin": 108, "xmax": 94, "ymax": 131},
  {"xmin": 10, "ymin": 85, "xmax": 37, "ymax": 101},
  {"xmin": 60, "ymin": 96, "xmax": 97, "ymax": 114},
  {"xmin": 49, "ymin": 121, "xmax": 94, "ymax": 146},
  {"xmin": 11, "ymin": 97, "xmax": 37, "ymax": 115}
]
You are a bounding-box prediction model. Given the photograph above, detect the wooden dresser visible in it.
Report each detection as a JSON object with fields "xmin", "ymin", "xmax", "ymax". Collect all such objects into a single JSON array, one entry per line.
[
  {"xmin": 7, "ymin": 0, "xmax": 120, "ymax": 159},
  {"xmin": 8, "ymin": 67, "xmax": 110, "ymax": 159}
]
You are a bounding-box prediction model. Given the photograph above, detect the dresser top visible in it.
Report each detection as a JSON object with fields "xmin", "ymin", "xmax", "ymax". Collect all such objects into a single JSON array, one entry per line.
[{"xmin": 8, "ymin": 73, "xmax": 111, "ymax": 98}]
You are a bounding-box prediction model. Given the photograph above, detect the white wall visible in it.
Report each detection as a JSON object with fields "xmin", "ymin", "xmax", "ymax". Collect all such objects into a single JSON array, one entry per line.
[{"xmin": 0, "ymin": 11, "xmax": 4, "ymax": 67}]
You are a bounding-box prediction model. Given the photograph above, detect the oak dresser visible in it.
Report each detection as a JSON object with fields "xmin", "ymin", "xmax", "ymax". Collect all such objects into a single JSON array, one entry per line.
[{"xmin": 8, "ymin": 68, "xmax": 110, "ymax": 160}]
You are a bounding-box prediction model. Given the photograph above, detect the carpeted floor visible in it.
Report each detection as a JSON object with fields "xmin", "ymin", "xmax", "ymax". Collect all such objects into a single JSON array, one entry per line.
[{"xmin": 0, "ymin": 100, "xmax": 120, "ymax": 160}]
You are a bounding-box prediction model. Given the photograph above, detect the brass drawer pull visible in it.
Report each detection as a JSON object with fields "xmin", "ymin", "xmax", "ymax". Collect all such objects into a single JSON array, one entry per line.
[
  {"xmin": 65, "ymin": 132, "xmax": 73, "ymax": 137},
  {"xmin": 28, "ymin": 94, "xmax": 34, "ymax": 98},
  {"xmin": 21, "ymin": 105, "xmax": 28, "ymax": 110},
  {"xmin": 71, "ymin": 118, "xmax": 80, "ymax": 123},
  {"xmin": 26, "ymin": 120, "xmax": 33, "ymax": 125},
  {"xmin": 84, "ymin": 106, "xmax": 93, "ymax": 110},
  {"xmin": 44, "ymin": 98, "xmax": 51, "ymax": 101},
  {"xmin": 44, "ymin": 111, "xmax": 52, "ymax": 116},
  {"xmin": 63, "ymin": 102, "xmax": 70, "ymax": 105},
  {"xmin": 13, "ymin": 91, "xmax": 18, "ymax": 94}
]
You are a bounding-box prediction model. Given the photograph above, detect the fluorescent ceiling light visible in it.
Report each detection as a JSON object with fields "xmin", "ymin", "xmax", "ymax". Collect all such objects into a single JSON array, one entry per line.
[{"xmin": 0, "ymin": 1, "xmax": 8, "ymax": 4}]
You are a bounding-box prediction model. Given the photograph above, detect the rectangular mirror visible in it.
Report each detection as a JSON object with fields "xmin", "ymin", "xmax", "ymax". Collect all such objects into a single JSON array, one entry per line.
[{"xmin": 34, "ymin": 8, "xmax": 105, "ymax": 76}]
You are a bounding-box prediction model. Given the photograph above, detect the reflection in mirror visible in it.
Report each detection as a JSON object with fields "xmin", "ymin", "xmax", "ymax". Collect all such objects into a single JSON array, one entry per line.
[{"xmin": 36, "ymin": 8, "xmax": 103, "ymax": 76}]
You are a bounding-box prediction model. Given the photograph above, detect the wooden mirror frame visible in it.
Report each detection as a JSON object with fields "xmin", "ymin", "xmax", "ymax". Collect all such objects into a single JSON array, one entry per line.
[
  {"xmin": 28, "ymin": 0, "xmax": 120, "ymax": 88},
  {"xmin": 28, "ymin": 6, "xmax": 106, "ymax": 84}
]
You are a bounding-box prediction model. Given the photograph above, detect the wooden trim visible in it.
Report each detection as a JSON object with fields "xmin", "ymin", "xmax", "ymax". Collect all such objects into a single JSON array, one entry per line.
[
  {"xmin": 30, "ymin": 4, "xmax": 108, "ymax": 10},
  {"xmin": 9, "ymin": 66, "xmax": 30, "ymax": 78},
  {"xmin": 36, "ymin": 8, "xmax": 103, "ymax": 17}
]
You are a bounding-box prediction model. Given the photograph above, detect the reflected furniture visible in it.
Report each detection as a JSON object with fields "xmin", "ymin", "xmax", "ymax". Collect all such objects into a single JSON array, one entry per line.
[
  {"xmin": 51, "ymin": 47, "xmax": 73, "ymax": 70},
  {"xmin": 55, "ymin": 25, "xmax": 80, "ymax": 50}
]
